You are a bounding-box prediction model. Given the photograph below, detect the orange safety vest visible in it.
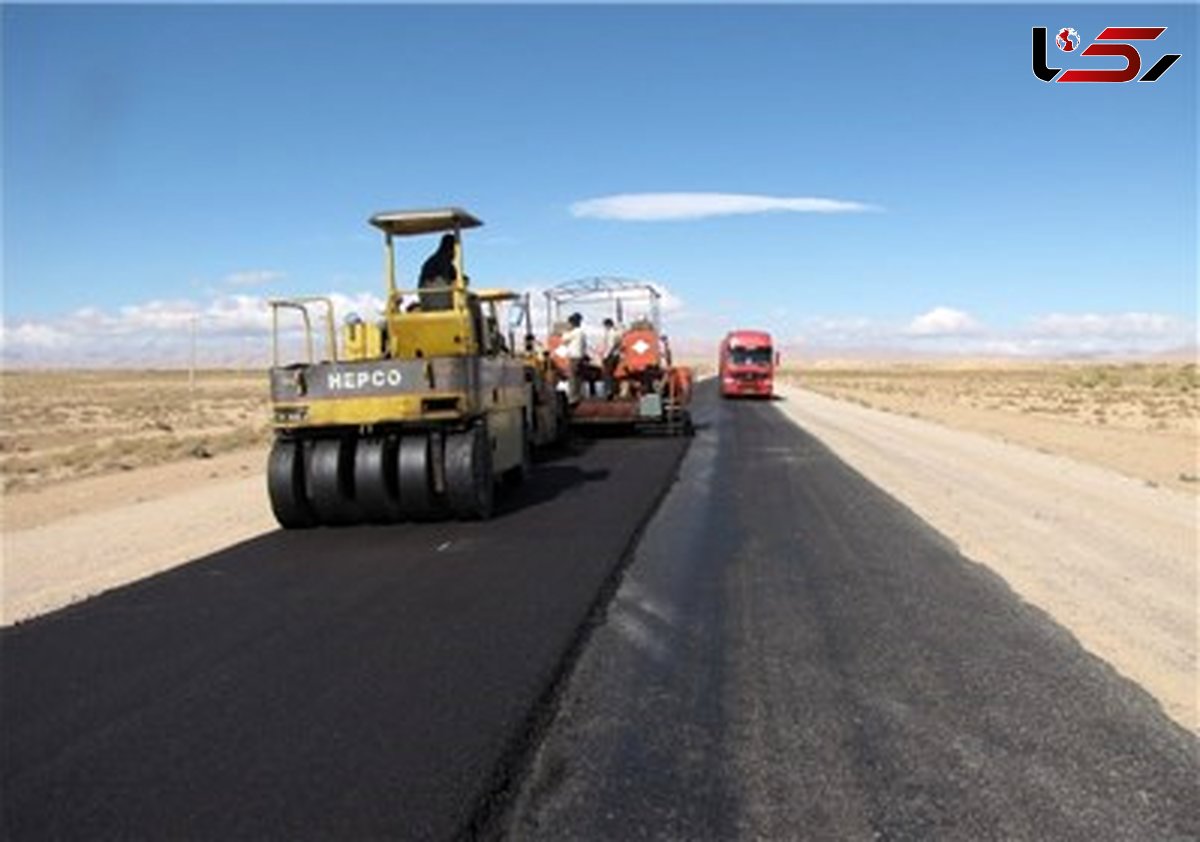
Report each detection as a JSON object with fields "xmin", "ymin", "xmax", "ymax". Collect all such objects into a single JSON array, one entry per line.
[{"xmin": 546, "ymin": 333, "xmax": 572, "ymax": 376}]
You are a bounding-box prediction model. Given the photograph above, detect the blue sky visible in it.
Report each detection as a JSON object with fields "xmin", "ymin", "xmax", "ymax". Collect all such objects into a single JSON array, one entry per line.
[{"xmin": 3, "ymin": 4, "xmax": 1196, "ymax": 362}]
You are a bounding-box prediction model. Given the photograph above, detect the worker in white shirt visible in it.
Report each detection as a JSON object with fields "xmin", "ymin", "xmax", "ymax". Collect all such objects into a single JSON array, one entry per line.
[
  {"xmin": 560, "ymin": 312, "xmax": 587, "ymax": 401},
  {"xmin": 596, "ymin": 317, "xmax": 624, "ymax": 398}
]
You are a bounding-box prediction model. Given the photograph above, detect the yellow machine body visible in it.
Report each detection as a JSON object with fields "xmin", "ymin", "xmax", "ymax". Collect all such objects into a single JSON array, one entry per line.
[{"xmin": 265, "ymin": 208, "xmax": 558, "ymax": 527}]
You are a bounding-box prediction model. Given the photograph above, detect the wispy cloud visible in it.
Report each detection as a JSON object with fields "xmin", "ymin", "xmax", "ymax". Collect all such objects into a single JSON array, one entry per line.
[
  {"xmin": 904, "ymin": 306, "xmax": 984, "ymax": 338},
  {"xmin": 569, "ymin": 192, "xmax": 879, "ymax": 222},
  {"xmin": 222, "ymin": 269, "xmax": 286, "ymax": 287}
]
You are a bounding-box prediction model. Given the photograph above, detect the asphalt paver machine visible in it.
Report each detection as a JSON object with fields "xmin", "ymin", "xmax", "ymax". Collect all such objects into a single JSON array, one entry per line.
[{"xmin": 544, "ymin": 277, "xmax": 693, "ymax": 436}]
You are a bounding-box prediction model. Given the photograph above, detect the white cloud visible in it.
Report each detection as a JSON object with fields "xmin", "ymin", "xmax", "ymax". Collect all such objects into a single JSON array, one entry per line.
[
  {"xmin": 117, "ymin": 299, "xmax": 202, "ymax": 333},
  {"xmin": 1012, "ymin": 312, "xmax": 1196, "ymax": 357},
  {"xmin": 787, "ymin": 308, "xmax": 1193, "ymax": 358},
  {"xmin": 1028, "ymin": 312, "xmax": 1185, "ymax": 339},
  {"xmin": 0, "ymin": 290, "xmax": 388, "ymax": 367},
  {"xmin": 0, "ymin": 322, "xmax": 73, "ymax": 351},
  {"xmin": 5, "ymin": 291, "xmax": 1191, "ymax": 366},
  {"xmin": 203, "ymin": 295, "xmax": 272, "ymax": 334},
  {"xmin": 905, "ymin": 307, "xmax": 984, "ymax": 337},
  {"xmin": 569, "ymin": 192, "xmax": 879, "ymax": 222},
  {"xmin": 223, "ymin": 269, "xmax": 286, "ymax": 287}
]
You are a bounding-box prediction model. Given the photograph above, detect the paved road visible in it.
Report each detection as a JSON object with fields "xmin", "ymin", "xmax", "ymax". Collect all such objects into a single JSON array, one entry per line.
[
  {"xmin": 1, "ymin": 434, "xmax": 688, "ymax": 840},
  {"xmin": 508, "ymin": 384, "xmax": 1200, "ymax": 840}
]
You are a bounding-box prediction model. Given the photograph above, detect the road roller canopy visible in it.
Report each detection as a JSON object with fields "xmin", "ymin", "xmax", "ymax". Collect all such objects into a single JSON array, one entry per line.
[
  {"xmin": 369, "ymin": 208, "xmax": 483, "ymax": 237},
  {"xmin": 473, "ymin": 288, "xmax": 520, "ymax": 303}
]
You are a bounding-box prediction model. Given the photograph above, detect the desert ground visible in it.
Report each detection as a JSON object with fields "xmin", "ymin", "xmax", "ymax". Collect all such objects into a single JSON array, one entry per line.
[
  {"xmin": 6, "ymin": 363, "xmax": 1192, "ymax": 504},
  {"xmin": 788, "ymin": 361, "xmax": 1199, "ymax": 495},
  {"xmin": 2, "ymin": 363, "xmax": 1197, "ymax": 731},
  {"xmin": 0, "ymin": 369, "xmax": 269, "ymax": 500}
]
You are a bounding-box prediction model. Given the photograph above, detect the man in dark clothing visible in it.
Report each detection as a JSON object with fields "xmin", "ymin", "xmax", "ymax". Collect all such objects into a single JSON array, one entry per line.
[{"xmin": 418, "ymin": 234, "xmax": 458, "ymax": 310}]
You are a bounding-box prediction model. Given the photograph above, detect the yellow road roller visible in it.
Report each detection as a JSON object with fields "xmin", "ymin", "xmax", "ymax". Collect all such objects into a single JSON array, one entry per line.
[{"xmin": 267, "ymin": 207, "xmax": 557, "ymax": 528}]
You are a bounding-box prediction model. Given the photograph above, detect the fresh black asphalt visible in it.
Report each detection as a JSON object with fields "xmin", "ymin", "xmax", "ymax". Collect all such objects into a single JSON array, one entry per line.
[
  {"xmin": 509, "ymin": 383, "xmax": 1200, "ymax": 840},
  {"xmin": 1, "ymin": 433, "xmax": 688, "ymax": 840}
]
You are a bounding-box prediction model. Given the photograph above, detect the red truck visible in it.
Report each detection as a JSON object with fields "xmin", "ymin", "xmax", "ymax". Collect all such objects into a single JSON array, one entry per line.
[{"xmin": 719, "ymin": 330, "xmax": 778, "ymax": 398}]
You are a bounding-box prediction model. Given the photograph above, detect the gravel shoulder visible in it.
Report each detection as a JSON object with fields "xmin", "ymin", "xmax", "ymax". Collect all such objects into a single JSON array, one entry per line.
[
  {"xmin": 776, "ymin": 383, "xmax": 1198, "ymax": 733},
  {"xmin": 2, "ymin": 448, "xmax": 275, "ymax": 625}
]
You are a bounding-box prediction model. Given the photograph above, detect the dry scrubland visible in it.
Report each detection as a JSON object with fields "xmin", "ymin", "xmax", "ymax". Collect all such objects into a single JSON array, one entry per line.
[
  {"xmin": 3, "ymin": 362, "xmax": 1195, "ymax": 499},
  {"xmin": 1, "ymin": 370, "xmax": 270, "ymax": 495},
  {"xmin": 787, "ymin": 362, "xmax": 1200, "ymax": 495}
]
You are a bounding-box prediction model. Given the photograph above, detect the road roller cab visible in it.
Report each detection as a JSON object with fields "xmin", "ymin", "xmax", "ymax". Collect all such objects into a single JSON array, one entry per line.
[{"xmin": 266, "ymin": 208, "xmax": 538, "ymax": 528}]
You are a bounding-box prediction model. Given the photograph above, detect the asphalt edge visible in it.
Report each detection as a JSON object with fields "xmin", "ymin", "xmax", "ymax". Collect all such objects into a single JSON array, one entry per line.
[{"xmin": 458, "ymin": 431, "xmax": 694, "ymax": 841}]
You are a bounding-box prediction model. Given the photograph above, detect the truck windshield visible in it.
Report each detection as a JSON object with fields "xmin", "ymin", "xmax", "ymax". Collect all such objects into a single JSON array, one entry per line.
[{"xmin": 730, "ymin": 347, "xmax": 773, "ymax": 366}]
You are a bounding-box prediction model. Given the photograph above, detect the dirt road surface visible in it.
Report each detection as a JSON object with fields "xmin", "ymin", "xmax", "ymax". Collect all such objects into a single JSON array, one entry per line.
[{"xmin": 2, "ymin": 450, "xmax": 275, "ymax": 624}]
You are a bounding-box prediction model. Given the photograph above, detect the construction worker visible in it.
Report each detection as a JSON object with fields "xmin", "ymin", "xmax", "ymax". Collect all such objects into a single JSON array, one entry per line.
[
  {"xmin": 418, "ymin": 234, "xmax": 457, "ymax": 310},
  {"xmin": 596, "ymin": 317, "xmax": 624, "ymax": 398},
  {"xmin": 559, "ymin": 312, "xmax": 587, "ymax": 401}
]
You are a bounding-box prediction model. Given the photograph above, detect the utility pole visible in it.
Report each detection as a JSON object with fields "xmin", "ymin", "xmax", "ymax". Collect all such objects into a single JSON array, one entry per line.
[{"xmin": 189, "ymin": 315, "xmax": 198, "ymax": 394}]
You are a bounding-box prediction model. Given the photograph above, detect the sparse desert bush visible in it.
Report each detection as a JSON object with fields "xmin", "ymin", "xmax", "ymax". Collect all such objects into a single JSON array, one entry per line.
[
  {"xmin": 1, "ymin": 369, "xmax": 270, "ymax": 492},
  {"xmin": 1067, "ymin": 366, "xmax": 1123, "ymax": 390},
  {"xmin": 783, "ymin": 361, "xmax": 1198, "ymax": 493},
  {"xmin": 1151, "ymin": 364, "xmax": 1197, "ymax": 392},
  {"xmin": 789, "ymin": 362, "xmax": 1198, "ymax": 433}
]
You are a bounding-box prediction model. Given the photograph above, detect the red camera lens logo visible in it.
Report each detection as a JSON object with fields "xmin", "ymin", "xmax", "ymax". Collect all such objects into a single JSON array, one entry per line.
[{"xmin": 1056, "ymin": 28, "xmax": 1080, "ymax": 52}]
